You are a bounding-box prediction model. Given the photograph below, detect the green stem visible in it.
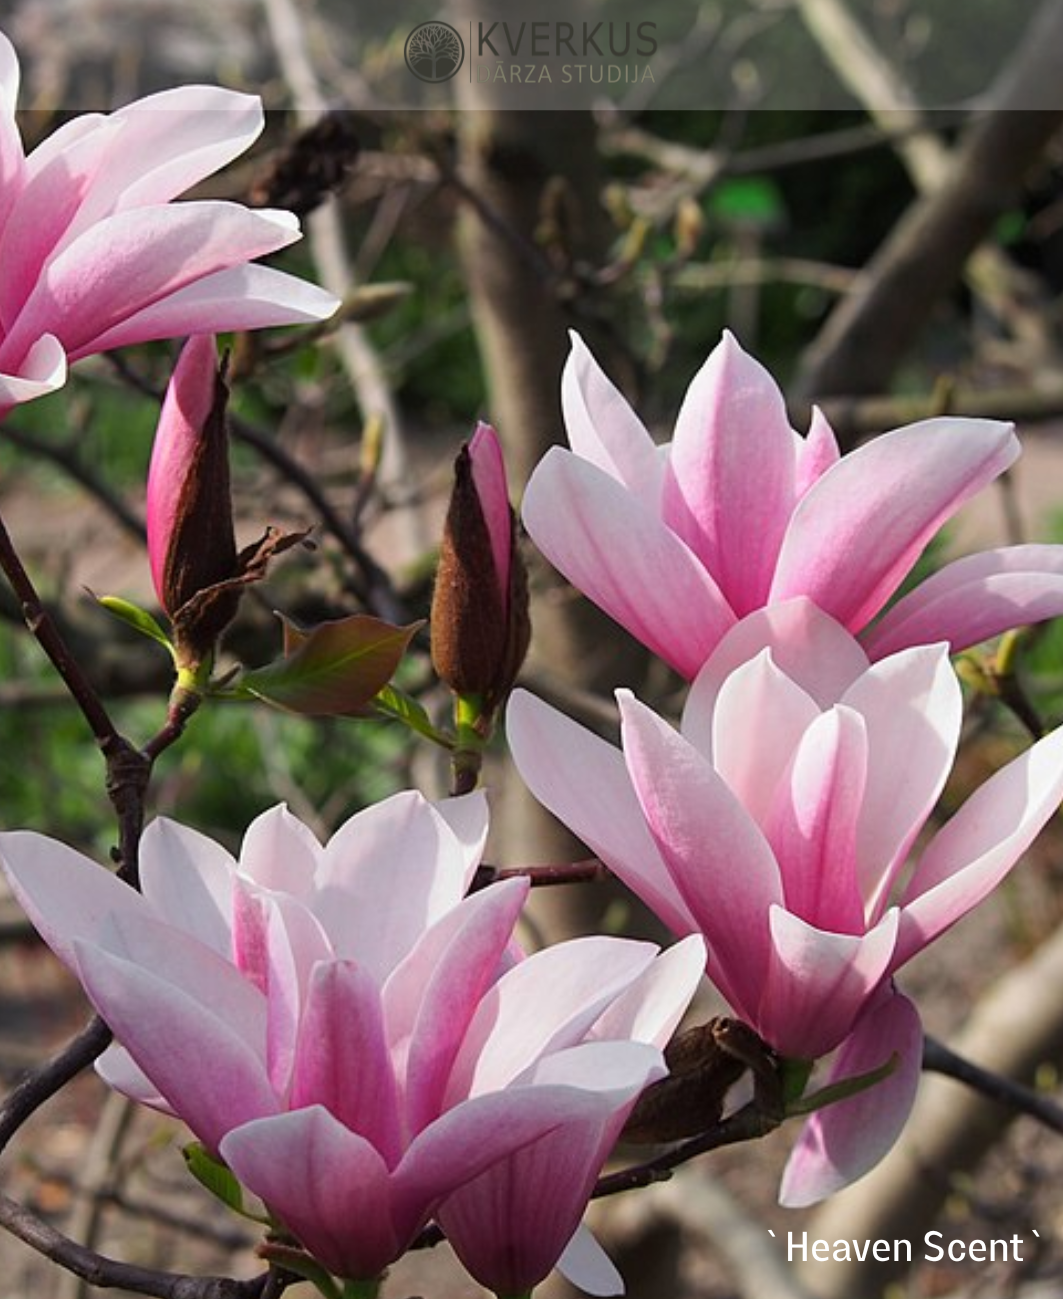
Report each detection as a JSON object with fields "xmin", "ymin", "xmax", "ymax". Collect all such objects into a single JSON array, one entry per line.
[
  {"xmin": 451, "ymin": 691, "xmax": 489, "ymax": 795},
  {"xmin": 786, "ymin": 1052, "xmax": 898, "ymax": 1118},
  {"xmin": 342, "ymin": 1279, "xmax": 382, "ymax": 1299}
]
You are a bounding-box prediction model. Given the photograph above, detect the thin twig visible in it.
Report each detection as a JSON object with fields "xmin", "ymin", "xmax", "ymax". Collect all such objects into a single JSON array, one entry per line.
[
  {"xmin": 0, "ymin": 1193, "xmax": 269, "ymax": 1299},
  {"xmin": 470, "ymin": 858, "xmax": 612, "ymax": 892},
  {"xmin": 0, "ymin": 1016, "xmax": 112, "ymax": 1155},
  {"xmin": 592, "ymin": 1100, "xmax": 783, "ymax": 1201},
  {"xmin": 103, "ymin": 352, "xmax": 407, "ymax": 623},
  {"xmin": 0, "ymin": 511, "xmax": 125, "ymax": 758},
  {"xmin": 923, "ymin": 1035, "xmax": 1063, "ymax": 1134}
]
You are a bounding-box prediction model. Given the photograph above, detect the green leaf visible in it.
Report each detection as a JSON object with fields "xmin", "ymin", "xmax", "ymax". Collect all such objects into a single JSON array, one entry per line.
[
  {"xmin": 374, "ymin": 683, "xmax": 454, "ymax": 748},
  {"xmin": 257, "ymin": 1242, "xmax": 346, "ymax": 1299},
  {"xmin": 97, "ymin": 595, "xmax": 175, "ymax": 660},
  {"xmin": 708, "ymin": 176, "xmax": 785, "ymax": 230},
  {"xmin": 994, "ymin": 209, "xmax": 1026, "ymax": 246},
  {"xmin": 240, "ymin": 614, "xmax": 422, "ymax": 717},
  {"xmin": 786, "ymin": 1053, "xmax": 899, "ymax": 1118},
  {"xmin": 182, "ymin": 1142, "xmax": 268, "ymax": 1223}
]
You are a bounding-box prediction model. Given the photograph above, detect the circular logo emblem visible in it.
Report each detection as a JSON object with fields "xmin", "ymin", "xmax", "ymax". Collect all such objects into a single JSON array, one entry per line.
[{"xmin": 405, "ymin": 21, "xmax": 465, "ymax": 83}]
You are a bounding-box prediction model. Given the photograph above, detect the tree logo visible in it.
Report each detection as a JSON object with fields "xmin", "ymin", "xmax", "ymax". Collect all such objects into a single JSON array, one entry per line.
[{"xmin": 405, "ymin": 21, "xmax": 465, "ymax": 82}]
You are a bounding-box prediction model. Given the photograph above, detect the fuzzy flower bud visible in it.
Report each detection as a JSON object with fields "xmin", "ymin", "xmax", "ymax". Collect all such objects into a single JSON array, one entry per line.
[
  {"xmin": 431, "ymin": 422, "xmax": 530, "ymax": 709},
  {"xmin": 146, "ymin": 335, "xmax": 239, "ymax": 671}
]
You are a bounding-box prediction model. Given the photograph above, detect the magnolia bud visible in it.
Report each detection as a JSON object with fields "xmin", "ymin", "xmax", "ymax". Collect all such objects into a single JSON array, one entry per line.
[
  {"xmin": 431, "ymin": 423, "xmax": 530, "ymax": 710},
  {"xmin": 622, "ymin": 1018, "xmax": 774, "ymax": 1143},
  {"xmin": 146, "ymin": 336, "xmax": 240, "ymax": 672}
]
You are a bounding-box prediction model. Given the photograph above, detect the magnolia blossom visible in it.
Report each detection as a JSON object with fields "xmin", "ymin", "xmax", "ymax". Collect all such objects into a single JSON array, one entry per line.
[
  {"xmin": 523, "ymin": 332, "xmax": 1063, "ymax": 679},
  {"xmin": 0, "ymin": 791, "xmax": 703, "ymax": 1293},
  {"xmin": 0, "ymin": 29, "xmax": 337, "ymax": 415},
  {"xmin": 507, "ymin": 599, "xmax": 1063, "ymax": 1205}
]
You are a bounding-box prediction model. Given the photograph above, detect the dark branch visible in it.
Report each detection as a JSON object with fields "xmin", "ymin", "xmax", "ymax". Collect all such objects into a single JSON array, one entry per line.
[
  {"xmin": 923, "ymin": 1035, "xmax": 1063, "ymax": 1134},
  {"xmin": 469, "ymin": 857, "xmax": 612, "ymax": 892}
]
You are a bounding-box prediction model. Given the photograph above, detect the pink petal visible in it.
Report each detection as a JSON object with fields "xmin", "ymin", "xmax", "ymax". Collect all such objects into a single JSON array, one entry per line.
[
  {"xmin": 87, "ymin": 910, "xmax": 267, "ymax": 1054},
  {"xmin": 437, "ymin": 1042, "xmax": 661, "ymax": 1298},
  {"xmin": 895, "ymin": 721, "xmax": 1063, "ymax": 968},
  {"xmin": 771, "ymin": 418, "xmax": 1019, "ymax": 631},
  {"xmin": 0, "ymin": 32, "xmax": 25, "ymax": 238},
  {"xmin": 238, "ymin": 803, "xmax": 321, "ymax": 899},
  {"xmin": 432, "ymin": 790, "xmax": 490, "ymax": 892},
  {"xmin": 862, "ymin": 544, "xmax": 1063, "ymax": 659},
  {"xmin": 4, "ymin": 203, "xmax": 302, "ymax": 366},
  {"xmin": 662, "ymin": 332, "xmax": 797, "ymax": 615},
  {"xmin": 468, "ymin": 422, "xmax": 512, "ymax": 601},
  {"xmin": 290, "ymin": 961, "xmax": 403, "ymax": 1168},
  {"xmin": 81, "ymin": 263, "xmax": 338, "ymax": 354},
  {"xmin": 506, "ymin": 690, "xmax": 697, "ymax": 938},
  {"xmin": 3, "ymin": 89, "xmax": 263, "ymax": 327},
  {"xmin": 840, "ymin": 644, "xmax": 961, "ymax": 920},
  {"xmin": 96, "ymin": 1045, "xmax": 172, "ymax": 1114},
  {"xmin": 393, "ymin": 1084, "xmax": 588, "ymax": 1244},
  {"xmin": 683, "ymin": 598, "xmax": 869, "ymax": 722},
  {"xmin": 794, "ymin": 406, "xmax": 841, "ymax": 497},
  {"xmin": 696, "ymin": 648, "xmax": 820, "ymax": 829},
  {"xmin": 444, "ymin": 937, "xmax": 658, "ymax": 1102},
  {"xmin": 385, "ymin": 877, "xmax": 528, "ymax": 1135},
  {"xmin": 137, "ymin": 816, "xmax": 236, "ymax": 957},
  {"xmin": 562, "ymin": 331, "xmax": 662, "ymax": 506},
  {"xmin": 557, "ymin": 1226, "xmax": 624, "ymax": 1297},
  {"xmin": 261, "ymin": 893, "xmax": 334, "ymax": 1095},
  {"xmin": 619, "ymin": 691, "xmax": 781, "ymax": 1024},
  {"xmin": 0, "ymin": 334, "xmax": 66, "ymax": 410},
  {"xmin": 588, "ymin": 935, "xmax": 706, "ymax": 1049},
  {"xmin": 78, "ymin": 86, "xmax": 264, "ymax": 214},
  {"xmin": 314, "ymin": 791, "xmax": 468, "ymax": 979},
  {"xmin": 522, "ymin": 448, "xmax": 736, "ymax": 680},
  {"xmin": 0, "ymin": 118, "xmax": 120, "ymax": 330},
  {"xmin": 231, "ymin": 878, "xmax": 271, "ymax": 994},
  {"xmin": 0, "ymin": 830, "xmax": 148, "ymax": 968},
  {"xmin": 758, "ymin": 906, "xmax": 898, "ymax": 1060},
  {"xmin": 221, "ymin": 1107, "xmax": 400, "ymax": 1282},
  {"xmin": 145, "ymin": 334, "xmax": 219, "ymax": 604},
  {"xmin": 767, "ymin": 707, "xmax": 868, "ymax": 934},
  {"xmin": 779, "ymin": 988, "xmax": 922, "ymax": 1206},
  {"xmin": 73, "ymin": 939, "xmax": 277, "ymax": 1153}
]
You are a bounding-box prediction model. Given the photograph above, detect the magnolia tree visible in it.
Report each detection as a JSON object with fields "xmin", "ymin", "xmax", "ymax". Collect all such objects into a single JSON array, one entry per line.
[{"xmin": 3, "ymin": 23, "xmax": 1063, "ymax": 1299}]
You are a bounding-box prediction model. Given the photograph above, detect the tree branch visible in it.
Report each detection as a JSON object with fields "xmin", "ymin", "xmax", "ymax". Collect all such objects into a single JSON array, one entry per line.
[{"xmin": 796, "ymin": 0, "xmax": 1063, "ymax": 408}]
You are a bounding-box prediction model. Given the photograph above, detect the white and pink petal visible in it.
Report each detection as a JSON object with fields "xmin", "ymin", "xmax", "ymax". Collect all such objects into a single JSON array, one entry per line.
[
  {"xmin": 895, "ymin": 722, "xmax": 1063, "ymax": 968},
  {"xmin": 862, "ymin": 544, "xmax": 1063, "ymax": 659},
  {"xmin": 522, "ymin": 448, "xmax": 736, "ymax": 679},
  {"xmin": 662, "ymin": 332, "xmax": 798, "ymax": 615},
  {"xmin": 506, "ymin": 689, "xmax": 697, "ymax": 937},
  {"xmin": 756, "ymin": 906, "xmax": 899, "ymax": 1061},
  {"xmin": 771, "ymin": 418, "xmax": 1019, "ymax": 632},
  {"xmin": 779, "ymin": 988, "xmax": 923, "ymax": 1207}
]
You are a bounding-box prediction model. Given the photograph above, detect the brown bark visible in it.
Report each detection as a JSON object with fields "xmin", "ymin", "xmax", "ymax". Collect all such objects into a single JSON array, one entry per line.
[{"xmin": 796, "ymin": 0, "xmax": 1063, "ymax": 407}]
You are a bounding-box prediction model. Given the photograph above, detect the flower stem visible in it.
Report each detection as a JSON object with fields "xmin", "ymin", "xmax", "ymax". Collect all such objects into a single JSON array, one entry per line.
[{"xmin": 451, "ymin": 691, "xmax": 489, "ymax": 795}]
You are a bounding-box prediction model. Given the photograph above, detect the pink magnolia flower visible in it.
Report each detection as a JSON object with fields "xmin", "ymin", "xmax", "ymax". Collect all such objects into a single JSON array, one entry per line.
[
  {"xmin": 507, "ymin": 598, "xmax": 1063, "ymax": 1205},
  {"xmin": 523, "ymin": 332, "xmax": 1063, "ymax": 679},
  {"xmin": 0, "ymin": 791, "xmax": 703, "ymax": 1292},
  {"xmin": 0, "ymin": 29, "xmax": 338, "ymax": 416}
]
